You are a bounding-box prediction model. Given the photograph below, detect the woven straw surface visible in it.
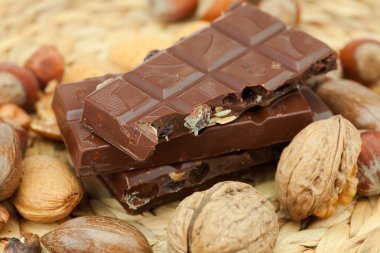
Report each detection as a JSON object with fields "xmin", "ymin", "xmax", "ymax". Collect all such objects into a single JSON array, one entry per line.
[{"xmin": 1, "ymin": 0, "xmax": 380, "ymax": 252}]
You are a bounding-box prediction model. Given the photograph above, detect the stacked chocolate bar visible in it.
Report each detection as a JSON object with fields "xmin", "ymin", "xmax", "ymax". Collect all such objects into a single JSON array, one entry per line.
[{"xmin": 52, "ymin": 3, "xmax": 337, "ymax": 214}]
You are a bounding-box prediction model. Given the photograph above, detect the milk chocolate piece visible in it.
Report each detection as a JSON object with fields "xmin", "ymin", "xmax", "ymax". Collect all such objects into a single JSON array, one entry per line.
[
  {"xmin": 100, "ymin": 146, "xmax": 283, "ymax": 214},
  {"xmin": 81, "ymin": 3, "xmax": 337, "ymax": 160},
  {"xmin": 53, "ymin": 75, "xmax": 331, "ymax": 176}
]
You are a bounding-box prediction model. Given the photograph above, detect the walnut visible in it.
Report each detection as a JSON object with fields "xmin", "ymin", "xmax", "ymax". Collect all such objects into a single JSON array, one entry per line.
[
  {"xmin": 166, "ymin": 181, "xmax": 279, "ymax": 253},
  {"xmin": 275, "ymin": 115, "xmax": 361, "ymax": 221}
]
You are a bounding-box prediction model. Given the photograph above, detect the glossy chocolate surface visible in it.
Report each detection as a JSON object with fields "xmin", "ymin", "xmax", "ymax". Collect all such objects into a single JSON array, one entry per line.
[
  {"xmin": 53, "ymin": 76, "xmax": 330, "ymax": 176},
  {"xmin": 100, "ymin": 146, "xmax": 283, "ymax": 214},
  {"xmin": 80, "ymin": 3, "xmax": 336, "ymax": 160}
]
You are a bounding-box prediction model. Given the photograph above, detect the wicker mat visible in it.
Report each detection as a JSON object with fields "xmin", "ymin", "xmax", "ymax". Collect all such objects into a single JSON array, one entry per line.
[{"xmin": 1, "ymin": 0, "xmax": 380, "ymax": 252}]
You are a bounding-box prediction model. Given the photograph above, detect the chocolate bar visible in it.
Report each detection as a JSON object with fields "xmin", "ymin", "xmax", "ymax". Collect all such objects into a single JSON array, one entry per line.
[
  {"xmin": 81, "ymin": 3, "xmax": 337, "ymax": 161},
  {"xmin": 53, "ymin": 74, "xmax": 331, "ymax": 176},
  {"xmin": 100, "ymin": 146, "xmax": 283, "ymax": 214}
]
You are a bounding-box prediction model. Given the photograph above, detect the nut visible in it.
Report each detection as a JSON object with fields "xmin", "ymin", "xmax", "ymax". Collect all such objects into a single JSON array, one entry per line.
[
  {"xmin": 214, "ymin": 115, "xmax": 237, "ymax": 124},
  {"xmin": 275, "ymin": 115, "xmax": 361, "ymax": 220},
  {"xmin": 30, "ymin": 119, "xmax": 62, "ymax": 140},
  {"xmin": 357, "ymin": 130, "xmax": 380, "ymax": 196},
  {"xmin": 0, "ymin": 103, "xmax": 31, "ymax": 129},
  {"xmin": 169, "ymin": 171, "xmax": 186, "ymax": 181},
  {"xmin": 258, "ymin": 0, "xmax": 301, "ymax": 26},
  {"xmin": 0, "ymin": 72, "xmax": 27, "ymax": 106},
  {"xmin": 25, "ymin": 45, "xmax": 64, "ymax": 88},
  {"xmin": 166, "ymin": 181, "xmax": 279, "ymax": 253},
  {"xmin": 214, "ymin": 108, "xmax": 231, "ymax": 117},
  {"xmin": 149, "ymin": 0, "xmax": 197, "ymax": 22},
  {"xmin": 0, "ymin": 204, "xmax": 10, "ymax": 231},
  {"xmin": 3, "ymin": 233, "xmax": 41, "ymax": 253},
  {"xmin": 197, "ymin": 0, "xmax": 246, "ymax": 22},
  {"xmin": 30, "ymin": 92, "xmax": 62, "ymax": 140},
  {"xmin": 184, "ymin": 104, "xmax": 212, "ymax": 135},
  {"xmin": 316, "ymin": 79, "xmax": 380, "ymax": 130},
  {"xmin": 0, "ymin": 116, "xmax": 29, "ymax": 154},
  {"xmin": 41, "ymin": 216, "xmax": 153, "ymax": 253},
  {"xmin": 0, "ymin": 64, "xmax": 39, "ymax": 108},
  {"xmin": 340, "ymin": 38, "xmax": 380, "ymax": 85},
  {"xmin": 0, "ymin": 123, "xmax": 22, "ymax": 201},
  {"xmin": 12, "ymin": 155, "xmax": 83, "ymax": 223}
]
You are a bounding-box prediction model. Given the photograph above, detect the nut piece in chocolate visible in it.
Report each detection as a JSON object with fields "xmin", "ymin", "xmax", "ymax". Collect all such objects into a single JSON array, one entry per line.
[{"xmin": 81, "ymin": 3, "xmax": 337, "ymax": 161}]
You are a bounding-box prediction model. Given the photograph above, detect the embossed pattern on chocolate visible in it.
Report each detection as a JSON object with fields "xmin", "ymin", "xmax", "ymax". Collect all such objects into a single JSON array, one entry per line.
[
  {"xmin": 80, "ymin": 3, "xmax": 336, "ymax": 161},
  {"xmin": 53, "ymin": 75, "xmax": 332, "ymax": 176}
]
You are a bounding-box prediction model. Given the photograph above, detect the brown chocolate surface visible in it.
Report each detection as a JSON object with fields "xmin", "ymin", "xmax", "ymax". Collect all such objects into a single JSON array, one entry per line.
[
  {"xmin": 53, "ymin": 75, "xmax": 330, "ymax": 176},
  {"xmin": 80, "ymin": 3, "xmax": 337, "ymax": 161},
  {"xmin": 100, "ymin": 146, "xmax": 283, "ymax": 214}
]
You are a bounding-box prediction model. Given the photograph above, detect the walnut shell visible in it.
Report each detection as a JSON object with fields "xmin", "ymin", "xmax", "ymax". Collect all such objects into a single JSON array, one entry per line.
[
  {"xmin": 166, "ymin": 181, "xmax": 279, "ymax": 253},
  {"xmin": 41, "ymin": 216, "xmax": 152, "ymax": 253},
  {"xmin": 12, "ymin": 155, "xmax": 83, "ymax": 222},
  {"xmin": 276, "ymin": 115, "xmax": 361, "ymax": 221},
  {"xmin": 0, "ymin": 123, "xmax": 22, "ymax": 201}
]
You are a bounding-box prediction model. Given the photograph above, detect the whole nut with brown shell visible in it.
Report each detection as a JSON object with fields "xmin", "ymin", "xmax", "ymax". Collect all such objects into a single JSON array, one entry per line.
[
  {"xmin": 41, "ymin": 216, "xmax": 152, "ymax": 253},
  {"xmin": 258, "ymin": 0, "xmax": 301, "ymax": 26},
  {"xmin": 3, "ymin": 233, "xmax": 41, "ymax": 253},
  {"xmin": 197, "ymin": 0, "xmax": 246, "ymax": 21},
  {"xmin": 276, "ymin": 115, "xmax": 361, "ymax": 220},
  {"xmin": 340, "ymin": 38, "xmax": 380, "ymax": 85},
  {"xmin": 25, "ymin": 45, "xmax": 64, "ymax": 88},
  {"xmin": 167, "ymin": 181, "xmax": 279, "ymax": 253},
  {"xmin": 356, "ymin": 130, "xmax": 380, "ymax": 196},
  {"xmin": 0, "ymin": 123, "xmax": 22, "ymax": 201},
  {"xmin": 12, "ymin": 155, "xmax": 83, "ymax": 223},
  {"xmin": 0, "ymin": 64, "xmax": 39, "ymax": 109},
  {"xmin": 149, "ymin": 0, "xmax": 198, "ymax": 21},
  {"xmin": 317, "ymin": 79, "xmax": 380, "ymax": 131},
  {"xmin": 0, "ymin": 116, "xmax": 28, "ymax": 154}
]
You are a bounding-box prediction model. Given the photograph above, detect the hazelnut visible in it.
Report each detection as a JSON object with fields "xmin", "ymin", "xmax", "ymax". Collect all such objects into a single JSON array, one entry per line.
[
  {"xmin": 0, "ymin": 123, "xmax": 22, "ymax": 201},
  {"xmin": 3, "ymin": 233, "xmax": 41, "ymax": 253},
  {"xmin": 357, "ymin": 130, "xmax": 380, "ymax": 196},
  {"xmin": 340, "ymin": 38, "xmax": 380, "ymax": 85},
  {"xmin": 258, "ymin": 0, "xmax": 301, "ymax": 26},
  {"xmin": 41, "ymin": 216, "xmax": 152, "ymax": 253},
  {"xmin": 0, "ymin": 103, "xmax": 31, "ymax": 129},
  {"xmin": 167, "ymin": 181, "xmax": 279, "ymax": 253},
  {"xmin": 316, "ymin": 79, "xmax": 380, "ymax": 131},
  {"xmin": 0, "ymin": 116, "xmax": 29, "ymax": 154},
  {"xmin": 149, "ymin": 0, "xmax": 197, "ymax": 22},
  {"xmin": 12, "ymin": 155, "xmax": 83, "ymax": 223},
  {"xmin": 0, "ymin": 64, "xmax": 39, "ymax": 109},
  {"xmin": 276, "ymin": 115, "xmax": 361, "ymax": 220},
  {"xmin": 25, "ymin": 45, "xmax": 64, "ymax": 88},
  {"xmin": 197, "ymin": 0, "xmax": 246, "ymax": 21}
]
